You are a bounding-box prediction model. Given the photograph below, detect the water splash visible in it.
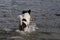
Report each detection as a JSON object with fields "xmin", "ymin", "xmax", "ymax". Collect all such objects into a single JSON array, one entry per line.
[{"xmin": 16, "ymin": 22, "xmax": 39, "ymax": 34}]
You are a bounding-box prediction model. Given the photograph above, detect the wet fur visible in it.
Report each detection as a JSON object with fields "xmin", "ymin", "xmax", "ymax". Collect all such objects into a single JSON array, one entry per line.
[{"xmin": 19, "ymin": 10, "xmax": 31, "ymax": 31}]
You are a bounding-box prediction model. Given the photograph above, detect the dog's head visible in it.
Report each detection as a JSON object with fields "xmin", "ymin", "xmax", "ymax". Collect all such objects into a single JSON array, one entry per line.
[{"xmin": 22, "ymin": 9, "xmax": 31, "ymax": 14}]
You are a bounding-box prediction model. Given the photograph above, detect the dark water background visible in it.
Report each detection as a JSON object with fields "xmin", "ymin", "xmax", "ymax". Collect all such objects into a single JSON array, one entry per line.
[{"xmin": 0, "ymin": 0, "xmax": 60, "ymax": 40}]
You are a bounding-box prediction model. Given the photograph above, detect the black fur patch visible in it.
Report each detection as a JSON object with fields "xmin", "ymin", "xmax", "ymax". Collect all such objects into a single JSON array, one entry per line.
[
  {"xmin": 22, "ymin": 18, "xmax": 26, "ymax": 21},
  {"xmin": 22, "ymin": 10, "xmax": 31, "ymax": 14},
  {"xmin": 19, "ymin": 22, "xmax": 26, "ymax": 31}
]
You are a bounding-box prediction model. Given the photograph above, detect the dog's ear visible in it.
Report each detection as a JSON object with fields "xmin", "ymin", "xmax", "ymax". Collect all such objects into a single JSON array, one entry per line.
[
  {"xmin": 28, "ymin": 10, "xmax": 31, "ymax": 14},
  {"xmin": 22, "ymin": 11, "xmax": 26, "ymax": 14}
]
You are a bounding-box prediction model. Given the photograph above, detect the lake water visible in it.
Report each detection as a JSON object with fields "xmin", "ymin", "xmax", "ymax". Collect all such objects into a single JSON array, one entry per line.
[{"xmin": 0, "ymin": 0, "xmax": 60, "ymax": 40}]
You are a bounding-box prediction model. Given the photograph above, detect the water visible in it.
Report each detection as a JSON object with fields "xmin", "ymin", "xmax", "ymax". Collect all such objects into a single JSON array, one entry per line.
[{"xmin": 0, "ymin": 0, "xmax": 60, "ymax": 40}]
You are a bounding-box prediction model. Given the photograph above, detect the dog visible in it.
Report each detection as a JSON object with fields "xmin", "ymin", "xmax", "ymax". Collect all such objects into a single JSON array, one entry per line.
[{"xmin": 17, "ymin": 10, "xmax": 33, "ymax": 31}]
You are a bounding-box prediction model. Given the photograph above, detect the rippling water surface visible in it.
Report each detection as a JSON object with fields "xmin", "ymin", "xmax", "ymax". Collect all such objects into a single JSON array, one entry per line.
[{"xmin": 0, "ymin": 0, "xmax": 60, "ymax": 40}]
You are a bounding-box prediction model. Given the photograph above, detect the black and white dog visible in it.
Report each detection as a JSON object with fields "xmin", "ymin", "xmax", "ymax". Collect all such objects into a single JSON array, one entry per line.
[{"xmin": 17, "ymin": 10, "xmax": 33, "ymax": 32}]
